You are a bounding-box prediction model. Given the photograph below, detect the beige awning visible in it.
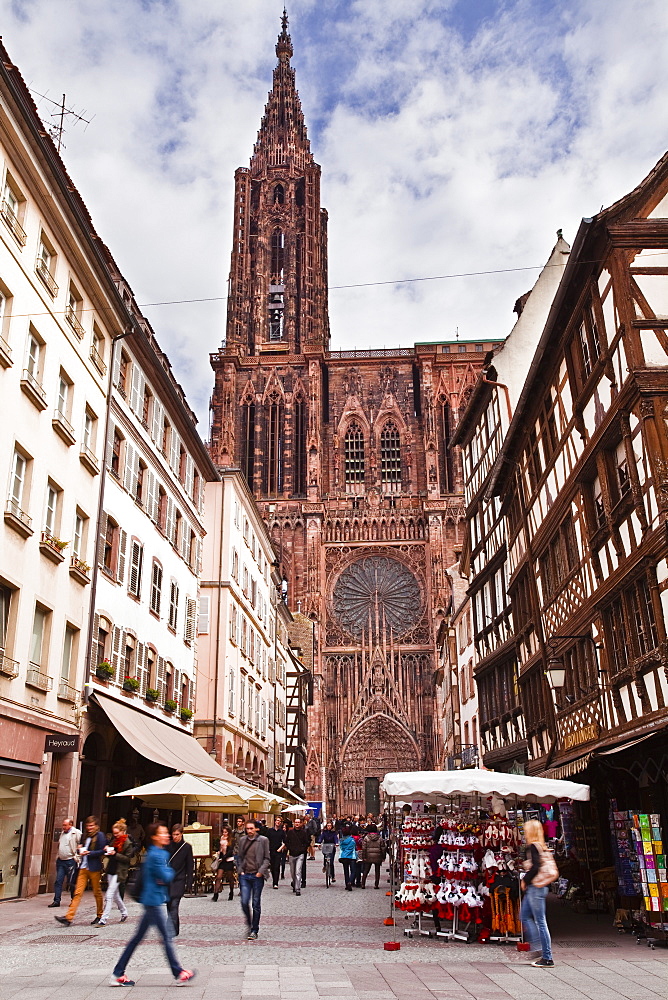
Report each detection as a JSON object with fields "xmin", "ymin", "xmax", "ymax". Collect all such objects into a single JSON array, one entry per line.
[{"xmin": 93, "ymin": 693, "xmax": 239, "ymax": 782}]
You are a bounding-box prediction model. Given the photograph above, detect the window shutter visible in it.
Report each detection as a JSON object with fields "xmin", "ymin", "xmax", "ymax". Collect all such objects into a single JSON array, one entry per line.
[
  {"xmin": 269, "ymin": 700, "xmax": 274, "ymax": 729},
  {"xmin": 198, "ymin": 595, "xmax": 210, "ymax": 634},
  {"xmin": 97, "ymin": 512, "xmax": 108, "ymax": 568},
  {"xmin": 117, "ymin": 529, "xmax": 127, "ymax": 584},
  {"xmin": 185, "ymin": 598, "xmax": 197, "ymax": 645},
  {"xmin": 135, "ymin": 642, "xmax": 146, "ymax": 695},
  {"xmin": 157, "ymin": 655, "xmax": 166, "ymax": 700},
  {"xmin": 151, "ymin": 399, "xmax": 163, "ymax": 443},
  {"xmin": 180, "ymin": 521, "xmax": 189, "ymax": 562},
  {"xmin": 186, "ymin": 455, "xmax": 195, "ymax": 496},
  {"xmin": 129, "ymin": 542, "xmax": 142, "ymax": 596},
  {"xmin": 170, "ymin": 429, "xmax": 180, "ymax": 472},
  {"xmin": 228, "ymin": 669, "xmax": 235, "ymax": 714},
  {"xmin": 112, "ymin": 626, "xmax": 123, "ymax": 683},
  {"xmin": 112, "ymin": 346, "xmax": 122, "ymax": 391},
  {"xmin": 90, "ymin": 611, "xmax": 100, "ymax": 672},
  {"xmin": 129, "ymin": 366, "xmax": 143, "ymax": 415},
  {"xmin": 166, "ymin": 498, "xmax": 175, "ymax": 544},
  {"xmin": 123, "ymin": 443, "xmax": 135, "ymax": 493}
]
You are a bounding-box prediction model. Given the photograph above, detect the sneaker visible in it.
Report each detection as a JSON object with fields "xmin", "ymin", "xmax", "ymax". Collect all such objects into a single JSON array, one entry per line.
[
  {"xmin": 109, "ymin": 975, "xmax": 135, "ymax": 987},
  {"xmin": 174, "ymin": 969, "xmax": 197, "ymax": 986},
  {"xmin": 54, "ymin": 915, "xmax": 71, "ymax": 926},
  {"xmin": 273, "ymin": 884, "xmax": 278, "ymax": 889},
  {"xmin": 531, "ymin": 958, "xmax": 555, "ymax": 968},
  {"xmin": 98, "ymin": 920, "xmax": 107, "ymax": 926},
  {"xmin": 48, "ymin": 901, "xmax": 60, "ymax": 908},
  {"xmin": 247, "ymin": 931, "xmax": 258, "ymax": 940},
  {"xmin": 120, "ymin": 914, "xmax": 128, "ymax": 923},
  {"xmin": 295, "ymin": 891, "xmax": 301, "ymax": 896},
  {"xmin": 91, "ymin": 916, "xmax": 101, "ymax": 925}
]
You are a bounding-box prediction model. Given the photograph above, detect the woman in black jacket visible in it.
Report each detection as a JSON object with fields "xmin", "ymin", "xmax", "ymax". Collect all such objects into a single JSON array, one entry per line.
[
  {"xmin": 167, "ymin": 824, "xmax": 194, "ymax": 935},
  {"xmin": 212, "ymin": 825, "xmax": 236, "ymax": 901}
]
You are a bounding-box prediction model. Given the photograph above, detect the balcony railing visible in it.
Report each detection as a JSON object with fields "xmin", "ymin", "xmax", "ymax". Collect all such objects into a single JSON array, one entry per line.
[
  {"xmin": 57, "ymin": 679, "xmax": 78, "ymax": 702},
  {"xmin": 90, "ymin": 344, "xmax": 107, "ymax": 375},
  {"xmin": 65, "ymin": 306, "xmax": 85, "ymax": 339},
  {"xmin": 0, "ymin": 650, "xmax": 19, "ymax": 679},
  {"xmin": 52, "ymin": 408, "xmax": 76, "ymax": 446},
  {"xmin": 0, "ymin": 200, "xmax": 26, "ymax": 246},
  {"xmin": 26, "ymin": 664, "xmax": 52, "ymax": 692},
  {"xmin": 4, "ymin": 498, "xmax": 33, "ymax": 537},
  {"xmin": 446, "ymin": 744, "xmax": 480, "ymax": 770},
  {"xmin": 20, "ymin": 368, "xmax": 47, "ymax": 409},
  {"xmin": 35, "ymin": 257, "xmax": 58, "ymax": 297}
]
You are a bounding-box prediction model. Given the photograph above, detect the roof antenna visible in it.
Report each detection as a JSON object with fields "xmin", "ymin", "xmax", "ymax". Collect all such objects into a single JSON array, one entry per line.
[{"xmin": 30, "ymin": 89, "xmax": 93, "ymax": 152}]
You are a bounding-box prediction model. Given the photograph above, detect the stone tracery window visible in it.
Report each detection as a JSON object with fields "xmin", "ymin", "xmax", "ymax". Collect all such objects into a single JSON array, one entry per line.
[
  {"xmin": 344, "ymin": 422, "xmax": 365, "ymax": 493},
  {"xmin": 332, "ymin": 555, "xmax": 422, "ymax": 639},
  {"xmin": 266, "ymin": 396, "xmax": 284, "ymax": 496},
  {"xmin": 271, "ymin": 228, "xmax": 285, "ymax": 283},
  {"xmin": 293, "ymin": 395, "xmax": 307, "ymax": 496},
  {"xmin": 241, "ymin": 401, "xmax": 255, "ymax": 486},
  {"xmin": 380, "ymin": 421, "xmax": 401, "ymax": 491},
  {"xmin": 273, "ymin": 184, "xmax": 285, "ymax": 205}
]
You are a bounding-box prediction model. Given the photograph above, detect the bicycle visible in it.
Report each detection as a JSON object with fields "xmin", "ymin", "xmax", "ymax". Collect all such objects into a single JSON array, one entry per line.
[{"xmin": 321, "ymin": 846, "xmax": 335, "ymax": 887}]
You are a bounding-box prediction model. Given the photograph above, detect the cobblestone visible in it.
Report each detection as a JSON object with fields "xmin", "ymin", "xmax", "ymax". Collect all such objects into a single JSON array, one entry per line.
[{"xmin": 0, "ymin": 864, "xmax": 666, "ymax": 998}]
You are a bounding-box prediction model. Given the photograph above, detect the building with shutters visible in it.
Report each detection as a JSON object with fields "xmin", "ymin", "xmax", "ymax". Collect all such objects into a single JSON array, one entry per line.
[{"xmin": 79, "ymin": 322, "xmax": 219, "ymax": 826}]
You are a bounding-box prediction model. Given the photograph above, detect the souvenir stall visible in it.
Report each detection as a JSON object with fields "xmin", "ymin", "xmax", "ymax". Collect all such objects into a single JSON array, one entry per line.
[{"xmin": 380, "ymin": 770, "xmax": 590, "ymax": 945}]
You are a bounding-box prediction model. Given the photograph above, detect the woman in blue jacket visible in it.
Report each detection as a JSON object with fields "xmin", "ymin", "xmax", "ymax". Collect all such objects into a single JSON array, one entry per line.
[
  {"xmin": 338, "ymin": 826, "xmax": 357, "ymax": 890},
  {"xmin": 110, "ymin": 823, "xmax": 195, "ymax": 987}
]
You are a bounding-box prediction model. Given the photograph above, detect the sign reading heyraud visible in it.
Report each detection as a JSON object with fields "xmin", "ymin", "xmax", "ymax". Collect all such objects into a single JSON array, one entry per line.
[{"xmin": 44, "ymin": 734, "xmax": 80, "ymax": 753}]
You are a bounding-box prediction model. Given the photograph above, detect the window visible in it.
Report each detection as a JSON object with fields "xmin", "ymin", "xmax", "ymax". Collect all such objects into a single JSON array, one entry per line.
[
  {"xmin": 142, "ymin": 384, "xmax": 152, "ymax": 428},
  {"xmin": 128, "ymin": 541, "xmax": 143, "ymax": 597},
  {"xmin": 615, "ymin": 441, "xmax": 631, "ymax": 501},
  {"xmin": 184, "ymin": 598, "xmax": 197, "ymax": 645},
  {"xmin": 0, "ymin": 584, "xmax": 13, "ymax": 651},
  {"xmin": 91, "ymin": 325, "xmax": 106, "ymax": 374},
  {"xmin": 539, "ymin": 515, "xmax": 579, "ymax": 603},
  {"xmin": 266, "ymin": 398, "xmax": 284, "ymax": 495},
  {"xmin": 241, "ymin": 616, "xmax": 248, "ymax": 655},
  {"xmin": 118, "ymin": 351, "xmax": 130, "ymax": 396},
  {"xmin": 9, "ymin": 448, "xmax": 28, "ymax": 511},
  {"xmin": 56, "ymin": 374, "xmax": 70, "ymax": 419},
  {"xmin": 83, "ymin": 409, "xmax": 97, "ymax": 453},
  {"xmin": 73, "ymin": 510, "xmax": 87, "ymax": 559},
  {"xmin": 241, "ymin": 402, "xmax": 255, "ymax": 484},
  {"xmin": 44, "ymin": 481, "xmax": 60, "ymax": 537},
  {"xmin": 124, "ymin": 634, "xmax": 136, "ymax": 678},
  {"xmin": 228, "ymin": 667, "xmax": 235, "ymax": 714},
  {"xmin": 234, "ymin": 502, "xmax": 240, "ymax": 528},
  {"xmin": 240, "ymin": 675, "xmax": 246, "ymax": 724},
  {"xmin": 30, "ymin": 606, "xmax": 49, "ymax": 667},
  {"xmin": 1, "ymin": 173, "xmax": 26, "ymax": 245},
  {"xmin": 380, "ymin": 422, "xmax": 401, "ymax": 490},
  {"xmin": 261, "ymin": 698, "xmax": 267, "ymax": 738},
  {"xmin": 273, "ymin": 184, "xmax": 284, "ymax": 205},
  {"xmin": 96, "ymin": 617, "xmax": 110, "ymax": 667},
  {"xmin": 102, "ymin": 517, "xmax": 118, "ymax": 573},
  {"xmin": 168, "ymin": 581, "xmax": 179, "ymax": 630},
  {"xmin": 66, "ymin": 282, "xmax": 84, "ymax": 338},
  {"xmin": 36, "ymin": 233, "xmax": 58, "ymax": 296},
  {"xmin": 136, "ymin": 459, "xmax": 146, "ymax": 504},
  {"xmin": 26, "ymin": 330, "xmax": 42, "ymax": 380},
  {"xmin": 558, "ymin": 636, "xmax": 598, "ymax": 708},
  {"xmin": 150, "ymin": 561, "xmax": 163, "ymax": 616},
  {"xmin": 344, "ymin": 422, "xmax": 365, "ymax": 491},
  {"xmin": 232, "ymin": 548, "xmax": 239, "ymax": 581},
  {"xmin": 229, "ymin": 603, "xmax": 238, "ymax": 644},
  {"xmin": 111, "ymin": 428, "xmax": 123, "ymax": 478},
  {"xmin": 60, "ymin": 626, "xmax": 76, "ymax": 683},
  {"xmin": 271, "ymin": 229, "xmax": 285, "ymax": 283}
]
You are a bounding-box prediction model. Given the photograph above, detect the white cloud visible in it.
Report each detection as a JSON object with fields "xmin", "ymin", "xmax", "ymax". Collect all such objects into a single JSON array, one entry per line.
[{"xmin": 1, "ymin": 0, "xmax": 667, "ymax": 422}]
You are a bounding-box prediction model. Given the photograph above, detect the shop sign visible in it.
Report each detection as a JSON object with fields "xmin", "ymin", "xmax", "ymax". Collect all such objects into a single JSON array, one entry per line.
[
  {"xmin": 563, "ymin": 723, "xmax": 599, "ymax": 751},
  {"xmin": 44, "ymin": 734, "xmax": 80, "ymax": 753}
]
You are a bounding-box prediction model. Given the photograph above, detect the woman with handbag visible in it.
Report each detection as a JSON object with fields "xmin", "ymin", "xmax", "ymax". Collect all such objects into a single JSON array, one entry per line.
[
  {"xmin": 520, "ymin": 819, "xmax": 557, "ymax": 968},
  {"xmin": 99, "ymin": 819, "xmax": 133, "ymax": 925},
  {"xmin": 167, "ymin": 824, "xmax": 194, "ymax": 935},
  {"xmin": 212, "ymin": 825, "xmax": 236, "ymax": 901}
]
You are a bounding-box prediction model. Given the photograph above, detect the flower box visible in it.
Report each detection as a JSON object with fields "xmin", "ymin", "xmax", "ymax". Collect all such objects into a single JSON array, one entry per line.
[
  {"xmin": 123, "ymin": 677, "xmax": 140, "ymax": 692},
  {"xmin": 164, "ymin": 699, "xmax": 177, "ymax": 714},
  {"xmin": 96, "ymin": 661, "xmax": 114, "ymax": 680}
]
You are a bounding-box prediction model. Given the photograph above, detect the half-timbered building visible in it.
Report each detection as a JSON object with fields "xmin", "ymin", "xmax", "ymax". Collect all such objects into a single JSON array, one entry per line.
[{"xmin": 488, "ymin": 153, "xmax": 668, "ymax": 791}]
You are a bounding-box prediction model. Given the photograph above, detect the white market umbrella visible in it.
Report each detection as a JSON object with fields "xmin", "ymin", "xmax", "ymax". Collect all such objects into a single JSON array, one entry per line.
[
  {"xmin": 281, "ymin": 803, "xmax": 311, "ymax": 813},
  {"xmin": 380, "ymin": 768, "xmax": 590, "ymax": 804},
  {"xmin": 111, "ymin": 772, "xmax": 249, "ymax": 824}
]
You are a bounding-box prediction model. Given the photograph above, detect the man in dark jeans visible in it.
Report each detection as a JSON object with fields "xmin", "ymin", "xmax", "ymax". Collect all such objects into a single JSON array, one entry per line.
[
  {"xmin": 237, "ymin": 820, "xmax": 270, "ymax": 940},
  {"xmin": 167, "ymin": 824, "xmax": 194, "ymax": 935},
  {"xmin": 283, "ymin": 817, "xmax": 311, "ymax": 895},
  {"xmin": 266, "ymin": 817, "xmax": 285, "ymax": 889},
  {"xmin": 49, "ymin": 816, "xmax": 80, "ymax": 908}
]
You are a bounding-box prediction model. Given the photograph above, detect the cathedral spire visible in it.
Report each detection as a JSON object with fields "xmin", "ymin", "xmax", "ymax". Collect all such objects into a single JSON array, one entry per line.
[{"xmin": 253, "ymin": 8, "xmax": 312, "ymax": 167}]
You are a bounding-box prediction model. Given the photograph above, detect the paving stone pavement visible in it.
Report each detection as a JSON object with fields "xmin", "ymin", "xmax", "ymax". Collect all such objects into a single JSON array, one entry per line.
[{"xmin": 0, "ymin": 861, "xmax": 666, "ymax": 998}]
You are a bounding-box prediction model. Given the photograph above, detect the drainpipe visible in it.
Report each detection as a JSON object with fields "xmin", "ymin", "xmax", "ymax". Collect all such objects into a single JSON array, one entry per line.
[{"xmin": 482, "ymin": 375, "xmax": 512, "ymax": 423}]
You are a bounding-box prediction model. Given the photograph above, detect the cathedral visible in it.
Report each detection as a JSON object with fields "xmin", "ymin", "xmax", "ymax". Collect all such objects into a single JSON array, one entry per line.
[{"xmin": 209, "ymin": 13, "xmax": 489, "ymax": 814}]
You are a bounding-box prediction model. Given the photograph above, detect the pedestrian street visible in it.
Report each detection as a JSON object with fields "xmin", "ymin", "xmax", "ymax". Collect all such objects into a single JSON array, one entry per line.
[{"xmin": 0, "ymin": 862, "xmax": 667, "ymax": 999}]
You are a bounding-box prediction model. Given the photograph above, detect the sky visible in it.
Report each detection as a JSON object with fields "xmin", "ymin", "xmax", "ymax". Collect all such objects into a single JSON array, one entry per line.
[{"xmin": 2, "ymin": 0, "xmax": 668, "ymax": 429}]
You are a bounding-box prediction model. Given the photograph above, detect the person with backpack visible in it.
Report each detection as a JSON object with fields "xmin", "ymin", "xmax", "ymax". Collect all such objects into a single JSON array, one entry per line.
[
  {"xmin": 520, "ymin": 819, "xmax": 557, "ymax": 968},
  {"xmin": 360, "ymin": 824, "xmax": 386, "ymax": 889},
  {"xmin": 109, "ymin": 822, "xmax": 195, "ymax": 987}
]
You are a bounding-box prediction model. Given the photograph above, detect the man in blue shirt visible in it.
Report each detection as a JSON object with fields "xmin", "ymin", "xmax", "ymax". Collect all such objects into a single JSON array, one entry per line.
[
  {"xmin": 109, "ymin": 822, "xmax": 196, "ymax": 987},
  {"xmin": 54, "ymin": 816, "xmax": 105, "ymax": 925}
]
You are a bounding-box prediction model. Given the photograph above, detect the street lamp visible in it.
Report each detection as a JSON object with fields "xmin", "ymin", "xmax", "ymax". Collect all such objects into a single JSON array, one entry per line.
[{"xmin": 545, "ymin": 655, "xmax": 566, "ymax": 690}]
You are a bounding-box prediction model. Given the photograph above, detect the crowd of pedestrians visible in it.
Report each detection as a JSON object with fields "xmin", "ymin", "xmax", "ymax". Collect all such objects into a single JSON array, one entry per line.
[{"xmin": 48, "ymin": 807, "xmax": 388, "ymax": 981}]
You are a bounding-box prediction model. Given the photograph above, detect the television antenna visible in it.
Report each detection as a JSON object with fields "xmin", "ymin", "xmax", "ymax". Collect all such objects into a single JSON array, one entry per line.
[{"xmin": 30, "ymin": 89, "xmax": 93, "ymax": 152}]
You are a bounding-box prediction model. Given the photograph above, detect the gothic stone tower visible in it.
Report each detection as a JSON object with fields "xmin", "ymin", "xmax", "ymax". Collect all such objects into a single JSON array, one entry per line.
[{"xmin": 209, "ymin": 13, "xmax": 485, "ymax": 814}]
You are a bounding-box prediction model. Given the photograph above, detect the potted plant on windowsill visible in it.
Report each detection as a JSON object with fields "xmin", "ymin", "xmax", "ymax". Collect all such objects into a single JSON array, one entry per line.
[
  {"xmin": 96, "ymin": 661, "xmax": 114, "ymax": 681},
  {"xmin": 145, "ymin": 687, "xmax": 160, "ymax": 703},
  {"xmin": 164, "ymin": 699, "xmax": 177, "ymax": 714},
  {"xmin": 180, "ymin": 707, "xmax": 193, "ymax": 722},
  {"xmin": 122, "ymin": 676, "xmax": 140, "ymax": 693}
]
